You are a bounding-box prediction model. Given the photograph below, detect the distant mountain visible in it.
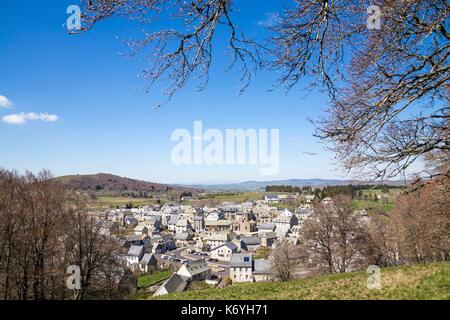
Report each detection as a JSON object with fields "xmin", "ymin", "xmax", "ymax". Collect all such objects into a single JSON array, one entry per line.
[
  {"xmin": 55, "ymin": 173, "xmax": 199, "ymax": 196},
  {"xmin": 191, "ymin": 179, "xmax": 405, "ymax": 192}
]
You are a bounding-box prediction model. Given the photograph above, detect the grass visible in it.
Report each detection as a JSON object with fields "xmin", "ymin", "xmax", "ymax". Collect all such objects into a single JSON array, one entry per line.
[
  {"xmin": 352, "ymin": 199, "xmax": 394, "ymax": 212},
  {"xmin": 88, "ymin": 196, "xmax": 164, "ymax": 210},
  {"xmin": 253, "ymin": 247, "xmax": 272, "ymax": 260},
  {"xmin": 137, "ymin": 270, "xmax": 171, "ymax": 289},
  {"xmin": 196, "ymin": 192, "xmax": 263, "ymax": 203},
  {"xmin": 147, "ymin": 262, "xmax": 450, "ymax": 300}
]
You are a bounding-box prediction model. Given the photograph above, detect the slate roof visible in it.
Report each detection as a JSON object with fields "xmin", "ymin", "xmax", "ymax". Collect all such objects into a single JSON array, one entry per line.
[
  {"xmin": 181, "ymin": 260, "xmax": 210, "ymax": 276},
  {"xmin": 127, "ymin": 245, "xmax": 144, "ymax": 257},
  {"xmin": 212, "ymin": 241, "xmax": 238, "ymax": 252},
  {"xmin": 258, "ymin": 224, "xmax": 276, "ymax": 231},
  {"xmin": 230, "ymin": 253, "xmax": 253, "ymax": 268},
  {"xmin": 139, "ymin": 253, "xmax": 156, "ymax": 265},
  {"xmin": 253, "ymin": 259, "xmax": 272, "ymax": 275},
  {"xmin": 242, "ymin": 237, "xmax": 261, "ymax": 246},
  {"xmin": 205, "ymin": 220, "xmax": 231, "ymax": 226},
  {"xmin": 159, "ymin": 274, "xmax": 187, "ymax": 293}
]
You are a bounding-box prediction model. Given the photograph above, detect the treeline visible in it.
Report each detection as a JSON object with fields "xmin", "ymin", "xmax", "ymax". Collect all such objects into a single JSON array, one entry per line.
[
  {"xmin": 0, "ymin": 169, "xmax": 133, "ymax": 300},
  {"xmin": 265, "ymin": 184, "xmax": 402, "ymax": 199}
]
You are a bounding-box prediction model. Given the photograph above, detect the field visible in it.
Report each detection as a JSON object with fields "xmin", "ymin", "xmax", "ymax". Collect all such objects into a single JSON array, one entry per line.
[
  {"xmin": 137, "ymin": 270, "xmax": 172, "ymax": 289},
  {"xmin": 148, "ymin": 262, "xmax": 450, "ymax": 300},
  {"xmin": 88, "ymin": 196, "xmax": 164, "ymax": 210},
  {"xmin": 190, "ymin": 192, "xmax": 263, "ymax": 204},
  {"xmin": 352, "ymin": 188, "xmax": 402, "ymax": 212}
]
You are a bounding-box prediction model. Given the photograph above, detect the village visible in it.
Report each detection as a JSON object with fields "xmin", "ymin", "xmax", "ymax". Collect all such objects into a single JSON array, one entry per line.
[{"xmin": 93, "ymin": 191, "xmax": 370, "ymax": 297}]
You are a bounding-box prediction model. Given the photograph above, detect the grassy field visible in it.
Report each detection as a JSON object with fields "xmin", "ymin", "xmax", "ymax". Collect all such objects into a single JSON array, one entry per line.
[
  {"xmin": 88, "ymin": 196, "xmax": 163, "ymax": 210},
  {"xmin": 137, "ymin": 270, "xmax": 171, "ymax": 289},
  {"xmin": 193, "ymin": 192, "xmax": 263, "ymax": 204},
  {"xmin": 148, "ymin": 262, "xmax": 450, "ymax": 300}
]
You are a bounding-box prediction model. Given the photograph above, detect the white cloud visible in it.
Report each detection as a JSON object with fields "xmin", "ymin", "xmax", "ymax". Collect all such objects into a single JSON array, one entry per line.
[
  {"xmin": 258, "ymin": 12, "xmax": 281, "ymax": 28},
  {"xmin": 0, "ymin": 95, "xmax": 13, "ymax": 108},
  {"xmin": 2, "ymin": 112, "xmax": 59, "ymax": 125}
]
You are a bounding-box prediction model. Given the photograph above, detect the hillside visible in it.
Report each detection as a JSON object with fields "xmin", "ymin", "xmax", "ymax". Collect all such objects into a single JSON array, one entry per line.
[
  {"xmin": 150, "ymin": 262, "xmax": 450, "ymax": 300},
  {"xmin": 55, "ymin": 173, "xmax": 199, "ymax": 196}
]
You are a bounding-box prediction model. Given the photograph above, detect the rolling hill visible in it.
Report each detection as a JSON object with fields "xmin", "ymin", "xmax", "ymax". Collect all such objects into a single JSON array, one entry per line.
[{"xmin": 55, "ymin": 173, "xmax": 199, "ymax": 196}]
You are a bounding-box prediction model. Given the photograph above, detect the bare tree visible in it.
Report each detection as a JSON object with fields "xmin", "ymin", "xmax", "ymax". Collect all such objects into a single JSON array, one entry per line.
[
  {"xmin": 77, "ymin": 0, "xmax": 260, "ymax": 106},
  {"xmin": 302, "ymin": 195, "xmax": 365, "ymax": 274},
  {"xmin": 391, "ymin": 178, "xmax": 450, "ymax": 264},
  {"xmin": 0, "ymin": 169, "xmax": 130, "ymax": 300},
  {"xmin": 270, "ymin": 240, "xmax": 303, "ymax": 281}
]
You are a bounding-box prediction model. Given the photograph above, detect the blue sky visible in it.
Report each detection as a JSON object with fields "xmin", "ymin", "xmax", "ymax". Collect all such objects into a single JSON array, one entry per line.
[{"xmin": 0, "ymin": 0, "xmax": 362, "ymax": 184}]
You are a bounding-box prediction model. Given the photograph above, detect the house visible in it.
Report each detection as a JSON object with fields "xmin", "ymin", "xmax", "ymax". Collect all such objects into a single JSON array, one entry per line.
[
  {"xmin": 233, "ymin": 217, "xmax": 257, "ymax": 235},
  {"xmin": 253, "ymin": 259, "xmax": 274, "ymax": 282},
  {"xmin": 192, "ymin": 215, "xmax": 205, "ymax": 232},
  {"xmin": 175, "ymin": 218, "xmax": 193, "ymax": 235},
  {"xmin": 143, "ymin": 216, "xmax": 162, "ymax": 232},
  {"xmin": 230, "ymin": 253, "xmax": 253, "ymax": 283},
  {"xmin": 230, "ymin": 254, "xmax": 274, "ymax": 283},
  {"xmin": 220, "ymin": 205, "xmax": 240, "ymax": 219},
  {"xmin": 177, "ymin": 260, "xmax": 211, "ymax": 281},
  {"xmin": 167, "ymin": 215, "xmax": 179, "ymax": 232},
  {"xmin": 126, "ymin": 245, "xmax": 144, "ymax": 269},
  {"xmin": 289, "ymin": 225, "xmax": 302, "ymax": 239},
  {"xmin": 210, "ymin": 242, "xmax": 238, "ymax": 262},
  {"xmin": 204, "ymin": 232, "xmax": 233, "ymax": 248},
  {"xmin": 176, "ymin": 230, "xmax": 195, "ymax": 247},
  {"xmin": 305, "ymin": 194, "xmax": 315, "ymax": 204},
  {"xmin": 134, "ymin": 224, "xmax": 149, "ymax": 236},
  {"xmin": 153, "ymin": 274, "xmax": 188, "ymax": 297},
  {"xmin": 194, "ymin": 240, "xmax": 211, "ymax": 253},
  {"xmin": 205, "ymin": 220, "xmax": 232, "ymax": 232},
  {"xmin": 241, "ymin": 236, "xmax": 261, "ymax": 251},
  {"xmin": 296, "ymin": 207, "xmax": 313, "ymax": 220},
  {"xmin": 273, "ymin": 210, "xmax": 298, "ymax": 238},
  {"xmin": 257, "ymin": 224, "xmax": 276, "ymax": 234},
  {"xmin": 205, "ymin": 211, "xmax": 224, "ymax": 221},
  {"xmin": 264, "ymin": 194, "xmax": 280, "ymax": 204},
  {"xmin": 150, "ymin": 234, "xmax": 177, "ymax": 254},
  {"xmin": 120, "ymin": 234, "xmax": 150, "ymax": 250},
  {"xmin": 259, "ymin": 232, "xmax": 277, "ymax": 247},
  {"xmin": 97, "ymin": 220, "xmax": 119, "ymax": 236},
  {"xmin": 124, "ymin": 215, "xmax": 138, "ymax": 228},
  {"xmin": 138, "ymin": 253, "xmax": 158, "ymax": 273}
]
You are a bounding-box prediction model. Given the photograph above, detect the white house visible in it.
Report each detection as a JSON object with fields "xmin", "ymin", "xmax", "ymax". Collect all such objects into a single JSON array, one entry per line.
[
  {"xmin": 264, "ymin": 195, "xmax": 280, "ymax": 204},
  {"xmin": 273, "ymin": 210, "xmax": 298, "ymax": 238},
  {"xmin": 204, "ymin": 232, "xmax": 233, "ymax": 248},
  {"xmin": 205, "ymin": 211, "xmax": 224, "ymax": 221},
  {"xmin": 210, "ymin": 242, "xmax": 238, "ymax": 262},
  {"xmin": 126, "ymin": 245, "xmax": 144, "ymax": 269},
  {"xmin": 230, "ymin": 254, "xmax": 274, "ymax": 283},
  {"xmin": 134, "ymin": 224, "xmax": 149, "ymax": 236},
  {"xmin": 175, "ymin": 218, "xmax": 192, "ymax": 235},
  {"xmin": 230, "ymin": 253, "xmax": 253, "ymax": 283}
]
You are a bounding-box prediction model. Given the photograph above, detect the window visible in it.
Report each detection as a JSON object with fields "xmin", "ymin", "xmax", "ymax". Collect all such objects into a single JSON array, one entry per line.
[{"xmin": 244, "ymin": 257, "xmax": 250, "ymax": 262}]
